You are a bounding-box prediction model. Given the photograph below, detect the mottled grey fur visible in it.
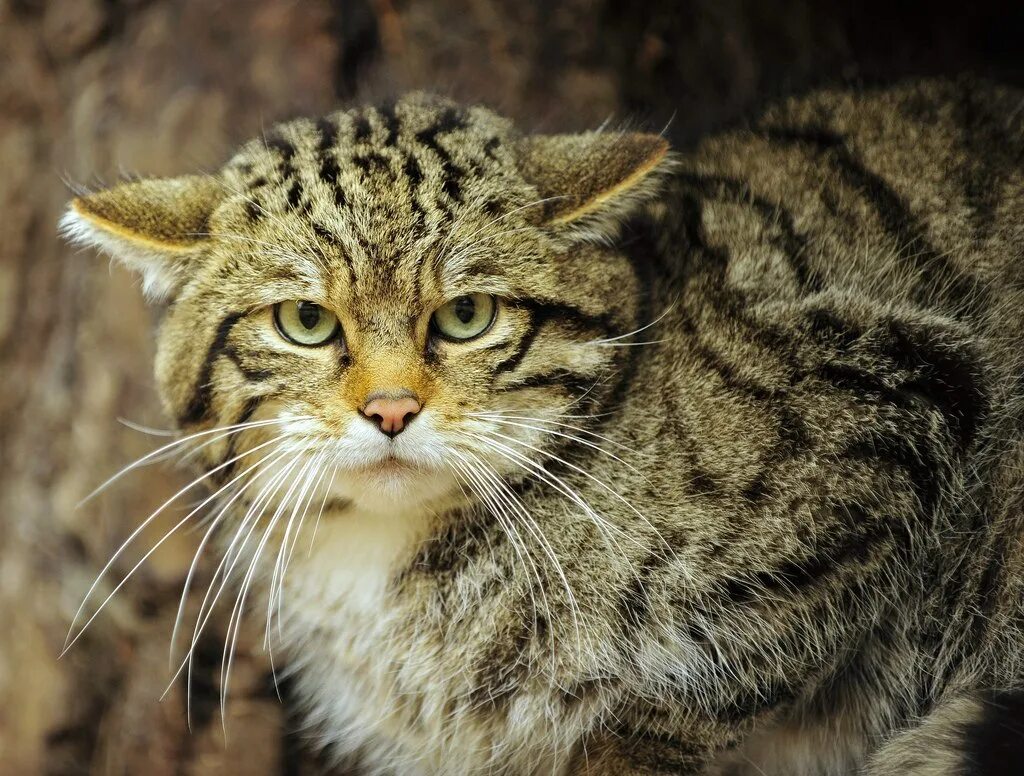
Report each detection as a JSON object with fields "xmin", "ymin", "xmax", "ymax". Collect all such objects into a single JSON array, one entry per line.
[{"xmin": 63, "ymin": 79, "xmax": 1024, "ymax": 774}]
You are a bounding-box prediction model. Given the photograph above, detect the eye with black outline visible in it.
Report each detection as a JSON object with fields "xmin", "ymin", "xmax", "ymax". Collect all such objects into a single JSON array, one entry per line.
[
  {"xmin": 273, "ymin": 301, "xmax": 341, "ymax": 346},
  {"xmin": 430, "ymin": 294, "xmax": 497, "ymax": 341}
]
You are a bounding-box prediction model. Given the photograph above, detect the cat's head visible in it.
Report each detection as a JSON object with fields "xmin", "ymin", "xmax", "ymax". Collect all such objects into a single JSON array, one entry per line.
[{"xmin": 62, "ymin": 93, "xmax": 672, "ymax": 516}]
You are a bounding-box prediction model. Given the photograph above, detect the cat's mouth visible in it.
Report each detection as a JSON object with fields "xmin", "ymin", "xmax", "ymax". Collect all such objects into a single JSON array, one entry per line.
[
  {"xmin": 360, "ymin": 456, "xmax": 418, "ymax": 474},
  {"xmin": 352, "ymin": 451, "xmax": 427, "ymax": 478}
]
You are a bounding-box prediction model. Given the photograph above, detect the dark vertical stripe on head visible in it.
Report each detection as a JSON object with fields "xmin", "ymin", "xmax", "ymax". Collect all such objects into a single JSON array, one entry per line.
[
  {"xmin": 483, "ymin": 136, "xmax": 501, "ymax": 160},
  {"xmin": 404, "ymin": 153, "xmax": 424, "ymax": 187},
  {"xmin": 415, "ymin": 108, "xmax": 470, "ymax": 205},
  {"xmin": 353, "ymin": 152, "xmax": 392, "ymax": 177},
  {"xmin": 266, "ymin": 134, "xmax": 297, "ymax": 180},
  {"xmin": 354, "ymin": 113, "xmax": 372, "ymax": 143},
  {"xmin": 286, "ymin": 180, "xmax": 303, "ymax": 211},
  {"xmin": 379, "ymin": 103, "xmax": 400, "ymax": 146},
  {"xmin": 311, "ymin": 222, "xmax": 355, "ymax": 285},
  {"xmin": 403, "ymin": 152, "xmax": 426, "ymax": 226},
  {"xmin": 315, "ymin": 117, "xmax": 347, "ymax": 208},
  {"xmin": 180, "ymin": 311, "xmax": 246, "ymax": 425},
  {"xmin": 315, "ymin": 117, "xmax": 338, "ymax": 153}
]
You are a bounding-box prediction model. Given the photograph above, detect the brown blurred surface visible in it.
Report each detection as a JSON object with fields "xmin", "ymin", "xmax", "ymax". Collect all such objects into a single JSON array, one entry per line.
[{"xmin": 1, "ymin": 0, "xmax": 1022, "ymax": 773}]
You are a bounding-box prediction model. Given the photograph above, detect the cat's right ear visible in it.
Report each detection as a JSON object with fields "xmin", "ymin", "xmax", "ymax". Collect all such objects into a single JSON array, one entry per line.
[
  {"xmin": 60, "ymin": 175, "xmax": 224, "ymax": 301},
  {"xmin": 515, "ymin": 130, "xmax": 673, "ymax": 243}
]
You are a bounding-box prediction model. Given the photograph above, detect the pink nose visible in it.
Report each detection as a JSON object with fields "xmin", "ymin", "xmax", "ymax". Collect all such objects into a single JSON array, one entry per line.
[{"xmin": 361, "ymin": 394, "xmax": 422, "ymax": 438}]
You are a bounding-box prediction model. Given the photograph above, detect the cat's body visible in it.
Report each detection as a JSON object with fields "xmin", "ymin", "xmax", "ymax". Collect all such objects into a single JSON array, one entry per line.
[{"xmin": 63, "ymin": 79, "xmax": 1024, "ymax": 774}]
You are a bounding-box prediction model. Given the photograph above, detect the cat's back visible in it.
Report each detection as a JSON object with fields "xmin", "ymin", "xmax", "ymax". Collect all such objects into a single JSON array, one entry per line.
[
  {"xmin": 632, "ymin": 78, "xmax": 1024, "ymax": 677},
  {"xmin": 671, "ymin": 77, "xmax": 1024, "ymax": 313}
]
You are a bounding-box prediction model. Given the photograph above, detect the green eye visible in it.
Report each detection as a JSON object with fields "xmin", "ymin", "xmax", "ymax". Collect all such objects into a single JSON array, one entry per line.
[
  {"xmin": 274, "ymin": 301, "xmax": 341, "ymax": 346},
  {"xmin": 431, "ymin": 294, "xmax": 497, "ymax": 341}
]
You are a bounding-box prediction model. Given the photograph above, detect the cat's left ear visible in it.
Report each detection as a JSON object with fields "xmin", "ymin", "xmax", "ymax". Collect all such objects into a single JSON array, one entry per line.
[
  {"xmin": 60, "ymin": 175, "xmax": 224, "ymax": 301},
  {"xmin": 515, "ymin": 131, "xmax": 672, "ymax": 242}
]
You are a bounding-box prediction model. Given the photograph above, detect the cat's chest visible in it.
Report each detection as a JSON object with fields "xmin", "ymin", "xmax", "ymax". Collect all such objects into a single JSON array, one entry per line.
[
  {"xmin": 278, "ymin": 506, "xmax": 447, "ymax": 763},
  {"xmin": 276, "ymin": 506, "xmax": 588, "ymax": 773}
]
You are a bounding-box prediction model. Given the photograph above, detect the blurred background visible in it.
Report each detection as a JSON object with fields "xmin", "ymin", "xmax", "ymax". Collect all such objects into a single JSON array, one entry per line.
[{"xmin": 1, "ymin": 1, "xmax": 1023, "ymax": 773}]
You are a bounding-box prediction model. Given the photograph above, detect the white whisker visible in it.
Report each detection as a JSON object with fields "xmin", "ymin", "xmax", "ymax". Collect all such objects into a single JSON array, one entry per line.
[
  {"xmin": 169, "ymin": 451, "xmax": 302, "ymax": 724},
  {"xmin": 470, "ymin": 416, "xmax": 645, "ymax": 474},
  {"xmin": 63, "ymin": 433, "xmax": 294, "ymax": 654},
  {"xmin": 78, "ymin": 415, "xmax": 310, "ymax": 507},
  {"xmin": 221, "ymin": 449, "xmax": 310, "ymax": 728},
  {"xmin": 168, "ymin": 444, "xmax": 294, "ymax": 669},
  {"xmin": 586, "ymin": 303, "xmax": 675, "ymax": 345}
]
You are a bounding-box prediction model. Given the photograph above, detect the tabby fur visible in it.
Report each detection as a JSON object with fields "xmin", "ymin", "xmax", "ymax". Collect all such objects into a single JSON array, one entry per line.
[{"xmin": 62, "ymin": 79, "xmax": 1024, "ymax": 774}]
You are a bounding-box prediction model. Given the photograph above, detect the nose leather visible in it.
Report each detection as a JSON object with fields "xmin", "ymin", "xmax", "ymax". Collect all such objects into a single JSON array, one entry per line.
[{"xmin": 361, "ymin": 394, "xmax": 422, "ymax": 437}]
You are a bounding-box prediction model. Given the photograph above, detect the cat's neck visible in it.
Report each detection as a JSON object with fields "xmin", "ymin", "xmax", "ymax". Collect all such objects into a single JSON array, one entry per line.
[{"xmin": 283, "ymin": 499, "xmax": 437, "ymax": 614}]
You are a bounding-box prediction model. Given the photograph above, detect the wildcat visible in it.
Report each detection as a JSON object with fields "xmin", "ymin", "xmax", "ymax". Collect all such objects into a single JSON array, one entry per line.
[{"xmin": 61, "ymin": 78, "xmax": 1024, "ymax": 775}]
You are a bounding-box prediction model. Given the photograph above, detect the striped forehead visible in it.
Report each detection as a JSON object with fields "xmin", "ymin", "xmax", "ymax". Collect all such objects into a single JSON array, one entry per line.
[
  {"xmin": 227, "ymin": 102, "xmax": 511, "ymax": 248},
  {"xmin": 219, "ymin": 100, "xmax": 527, "ymax": 308}
]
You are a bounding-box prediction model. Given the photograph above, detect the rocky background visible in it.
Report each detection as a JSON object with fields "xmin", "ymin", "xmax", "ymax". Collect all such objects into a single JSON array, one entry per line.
[{"xmin": 1, "ymin": 0, "xmax": 1022, "ymax": 773}]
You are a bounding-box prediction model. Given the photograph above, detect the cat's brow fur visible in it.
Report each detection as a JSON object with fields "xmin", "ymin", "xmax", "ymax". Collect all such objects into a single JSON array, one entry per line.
[{"xmin": 62, "ymin": 79, "xmax": 1024, "ymax": 775}]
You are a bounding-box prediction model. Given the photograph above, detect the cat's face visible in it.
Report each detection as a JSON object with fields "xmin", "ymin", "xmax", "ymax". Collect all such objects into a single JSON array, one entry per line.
[{"xmin": 63, "ymin": 94, "xmax": 671, "ymax": 518}]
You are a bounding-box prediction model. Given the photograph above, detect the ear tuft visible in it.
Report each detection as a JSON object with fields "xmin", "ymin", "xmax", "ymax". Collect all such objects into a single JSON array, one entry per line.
[
  {"xmin": 516, "ymin": 131, "xmax": 672, "ymax": 241},
  {"xmin": 60, "ymin": 175, "xmax": 223, "ymax": 301}
]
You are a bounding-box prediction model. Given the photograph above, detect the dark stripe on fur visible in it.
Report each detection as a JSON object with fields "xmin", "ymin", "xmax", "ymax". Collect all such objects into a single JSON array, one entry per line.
[
  {"xmin": 493, "ymin": 309, "xmax": 537, "ymax": 376},
  {"xmin": 415, "ymin": 108, "xmax": 469, "ymax": 204},
  {"xmin": 762, "ymin": 124, "xmax": 988, "ymax": 312},
  {"xmin": 286, "ymin": 180, "xmax": 303, "ymax": 211},
  {"xmin": 719, "ymin": 515, "xmax": 884, "ymax": 607},
  {"xmin": 676, "ymin": 171, "xmax": 821, "ymax": 293},
  {"xmin": 815, "ymin": 321, "xmax": 986, "ymax": 455},
  {"xmin": 504, "ymin": 368, "xmax": 595, "ymax": 398},
  {"xmin": 353, "ymin": 152, "xmax": 391, "ymax": 177},
  {"xmin": 841, "ymin": 430, "xmax": 941, "ymax": 517},
  {"xmin": 223, "ymin": 345, "xmax": 274, "ymax": 382},
  {"xmin": 266, "ymin": 134, "xmax": 296, "ymax": 180},
  {"xmin": 353, "ymin": 114, "xmax": 371, "ymax": 142},
  {"xmin": 881, "ymin": 319, "xmax": 987, "ymax": 453},
  {"xmin": 519, "ymin": 300, "xmax": 616, "ymax": 338},
  {"xmin": 214, "ymin": 395, "xmax": 263, "ymax": 483},
  {"xmin": 962, "ymin": 690, "xmax": 1024, "ymax": 776},
  {"xmin": 179, "ymin": 311, "xmax": 245, "ymax": 425},
  {"xmin": 678, "ymin": 310, "xmax": 775, "ymax": 402},
  {"xmin": 378, "ymin": 103, "xmax": 400, "ymax": 146}
]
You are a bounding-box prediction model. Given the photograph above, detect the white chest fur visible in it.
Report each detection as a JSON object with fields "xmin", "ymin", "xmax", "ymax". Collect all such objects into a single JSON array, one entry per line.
[{"xmin": 277, "ymin": 504, "xmax": 583, "ymax": 775}]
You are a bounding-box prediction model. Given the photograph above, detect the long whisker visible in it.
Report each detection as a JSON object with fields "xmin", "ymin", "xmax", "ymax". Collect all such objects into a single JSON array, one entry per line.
[
  {"xmin": 586, "ymin": 339, "xmax": 666, "ymax": 348},
  {"xmin": 446, "ymin": 452, "xmax": 549, "ymax": 641},
  {"xmin": 172, "ymin": 452, "xmax": 301, "ymax": 726},
  {"xmin": 63, "ymin": 433, "xmax": 294, "ymax": 654},
  {"xmin": 469, "ymin": 416, "xmax": 645, "ymax": 474},
  {"xmin": 78, "ymin": 415, "xmax": 310, "ymax": 507},
  {"xmin": 468, "ymin": 412, "xmax": 644, "ymax": 456},
  {"xmin": 586, "ymin": 303, "xmax": 675, "ymax": 345},
  {"xmin": 278, "ymin": 451, "xmax": 337, "ymax": 632},
  {"xmin": 168, "ymin": 444, "xmax": 293, "ymax": 669},
  {"xmin": 267, "ymin": 451, "xmax": 325, "ymax": 647},
  {"xmin": 116, "ymin": 417, "xmax": 178, "ymax": 436},
  {"xmin": 221, "ymin": 450, "xmax": 309, "ymax": 727},
  {"xmin": 456, "ymin": 447, "xmax": 582, "ymax": 650},
  {"xmin": 477, "ymin": 459, "xmax": 584, "ymax": 657},
  {"xmin": 482, "ymin": 428, "xmax": 667, "ymax": 551},
  {"xmin": 306, "ymin": 457, "xmax": 339, "ymax": 556},
  {"xmin": 469, "ymin": 431, "xmax": 661, "ymax": 588}
]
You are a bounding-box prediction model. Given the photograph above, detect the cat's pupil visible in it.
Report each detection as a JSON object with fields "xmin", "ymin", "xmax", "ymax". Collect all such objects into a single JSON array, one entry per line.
[
  {"xmin": 297, "ymin": 302, "xmax": 321, "ymax": 330},
  {"xmin": 454, "ymin": 296, "xmax": 475, "ymax": 324}
]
